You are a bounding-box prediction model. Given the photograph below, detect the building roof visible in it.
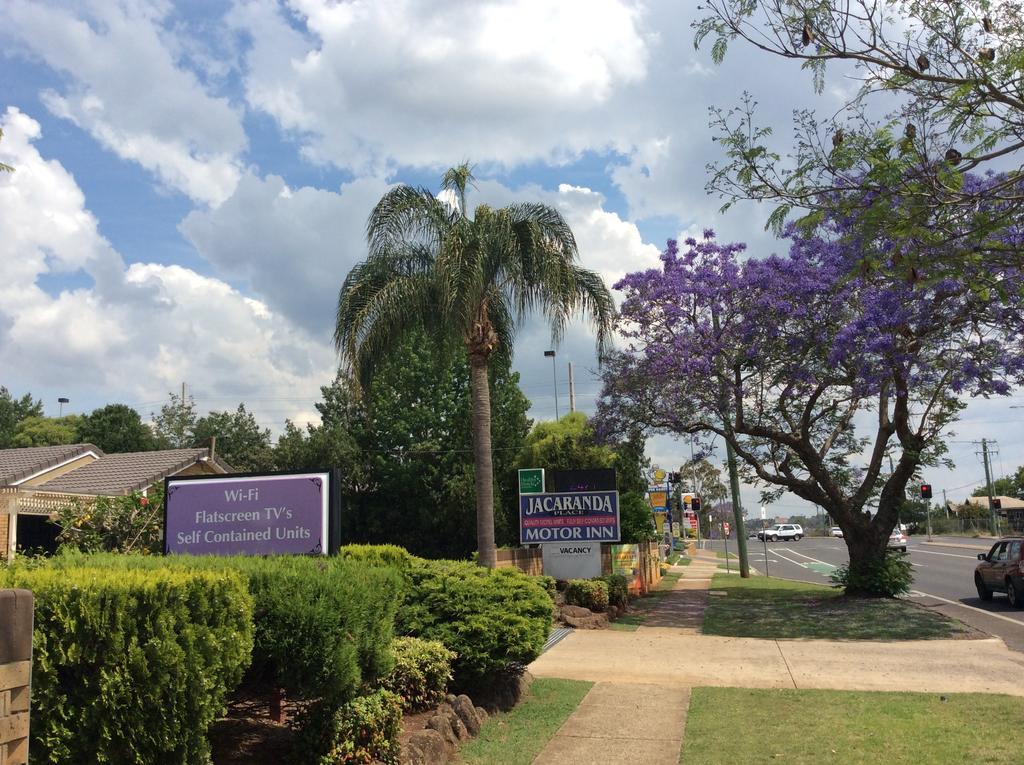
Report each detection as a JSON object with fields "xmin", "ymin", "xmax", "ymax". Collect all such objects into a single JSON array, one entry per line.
[
  {"xmin": 0, "ymin": 443, "xmax": 103, "ymax": 487},
  {"xmin": 961, "ymin": 495, "xmax": 1024, "ymax": 510},
  {"xmin": 34, "ymin": 448, "xmax": 226, "ymax": 496}
]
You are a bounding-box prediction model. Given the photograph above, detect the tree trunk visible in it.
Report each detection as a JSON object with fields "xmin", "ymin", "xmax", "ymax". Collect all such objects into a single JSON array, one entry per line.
[
  {"xmin": 843, "ymin": 527, "xmax": 890, "ymax": 597},
  {"xmin": 469, "ymin": 356, "xmax": 497, "ymax": 568}
]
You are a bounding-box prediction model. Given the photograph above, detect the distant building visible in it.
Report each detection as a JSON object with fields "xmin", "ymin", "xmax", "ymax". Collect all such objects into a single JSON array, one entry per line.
[{"xmin": 0, "ymin": 443, "xmax": 232, "ymax": 559}]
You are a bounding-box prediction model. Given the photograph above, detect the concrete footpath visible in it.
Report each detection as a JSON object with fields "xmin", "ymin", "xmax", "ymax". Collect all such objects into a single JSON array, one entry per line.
[{"xmin": 527, "ymin": 549, "xmax": 1024, "ymax": 764}]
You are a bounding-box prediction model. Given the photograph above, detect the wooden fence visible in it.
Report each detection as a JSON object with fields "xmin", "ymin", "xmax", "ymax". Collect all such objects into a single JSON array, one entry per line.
[{"xmin": 0, "ymin": 589, "xmax": 32, "ymax": 765}]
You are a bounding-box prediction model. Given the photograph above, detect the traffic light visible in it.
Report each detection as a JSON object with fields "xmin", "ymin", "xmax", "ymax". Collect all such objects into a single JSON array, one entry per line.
[
  {"xmin": 993, "ymin": 497, "xmax": 1002, "ymax": 510},
  {"xmin": 920, "ymin": 484, "xmax": 932, "ymax": 499},
  {"xmin": 691, "ymin": 496, "xmax": 702, "ymax": 513}
]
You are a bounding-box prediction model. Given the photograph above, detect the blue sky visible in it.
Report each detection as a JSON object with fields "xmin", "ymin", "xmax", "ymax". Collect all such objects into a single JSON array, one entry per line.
[{"xmin": 1, "ymin": 0, "xmax": 1021, "ymax": 517}]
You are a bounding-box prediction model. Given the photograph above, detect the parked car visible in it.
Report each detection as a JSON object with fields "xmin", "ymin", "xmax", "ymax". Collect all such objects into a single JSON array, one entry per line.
[
  {"xmin": 974, "ymin": 538, "xmax": 1024, "ymax": 608},
  {"xmin": 887, "ymin": 529, "xmax": 908, "ymax": 552},
  {"xmin": 830, "ymin": 526, "xmax": 843, "ymax": 538},
  {"xmin": 757, "ymin": 524, "xmax": 803, "ymax": 542}
]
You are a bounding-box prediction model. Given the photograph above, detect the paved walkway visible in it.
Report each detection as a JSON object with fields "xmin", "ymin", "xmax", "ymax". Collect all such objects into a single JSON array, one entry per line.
[
  {"xmin": 532, "ymin": 682, "xmax": 690, "ymax": 765},
  {"xmin": 527, "ymin": 549, "xmax": 1024, "ymax": 763}
]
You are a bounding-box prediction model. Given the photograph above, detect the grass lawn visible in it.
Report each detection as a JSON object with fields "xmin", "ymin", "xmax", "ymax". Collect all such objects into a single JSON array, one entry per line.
[
  {"xmin": 458, "ymin": 678, "xmax": 592, "ymax": 765},
  {"xmin": 702, "ymin": 573, "xmax": 975, "ymax": 640},
  {"xmin": 681, "ymin": 687, "xmax": 1024, "ymax": 764}
]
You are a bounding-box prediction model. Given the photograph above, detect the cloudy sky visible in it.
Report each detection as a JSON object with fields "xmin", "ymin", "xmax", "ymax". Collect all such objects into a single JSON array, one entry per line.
[{"xmin": 1, "ymin": 0, "xmax": 1020, "ymax": 516}]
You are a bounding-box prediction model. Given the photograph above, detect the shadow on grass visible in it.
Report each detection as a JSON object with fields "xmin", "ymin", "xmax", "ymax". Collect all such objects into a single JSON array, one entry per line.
[{"xmin": 703, "ymin": 574, "xmax": 976, "ymax": 640}]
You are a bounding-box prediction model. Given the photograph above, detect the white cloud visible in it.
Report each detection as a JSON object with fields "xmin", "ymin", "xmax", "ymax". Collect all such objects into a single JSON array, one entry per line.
[
  {"xmin": 0, "ymin": 107, "xmax": 331, "ymax": 428},
  {"xmin": 2, "ymin": 0, "xmax": 247, "ymax": 205},
  {"xmin": 179, "ymin": 172, "xmax": 392, "ymax": 335},
  {"xmin": 229, "ymin": 0, "xmax": 650, "ymax": 172}
]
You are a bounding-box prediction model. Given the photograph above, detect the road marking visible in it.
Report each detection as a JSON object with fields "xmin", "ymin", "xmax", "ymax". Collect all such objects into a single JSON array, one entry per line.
[
  {"xmin": 779, "ymin": 548, "xmax": 838, "ymax": 568},
  {"xmin": 770, "ymin": 548, "xmax": 824, "ymax": 571},
  {"xmin": 908, "ymin": 590, "xmax": 1024, "ymax": 628},
  {"xmin": 910, "ymin": 549, "xmax": 979, "ymax": 560}
]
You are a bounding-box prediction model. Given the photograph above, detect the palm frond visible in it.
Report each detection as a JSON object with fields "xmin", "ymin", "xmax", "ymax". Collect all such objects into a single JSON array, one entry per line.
[
  {"xmin": 366, "ymin": 185, "xmax": 451, "ymax": 260},
  {"xmin": 441, "ymin": 162, "xmax": 475, "ymax": 217}
]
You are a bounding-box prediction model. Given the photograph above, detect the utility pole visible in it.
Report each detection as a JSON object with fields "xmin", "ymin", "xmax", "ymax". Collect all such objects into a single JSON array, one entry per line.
[
  {"xmin": 942, "ymin": 489, "xmax": 949, "ymax": 519},
  {"xmin": 689, "ymin": 437, "xmax": 701, "ymax": 545},
  {"xmin": 725, "ymin": 440, "xmax": 750, "ymax": 578},
  {"xmin": 981, "ymin": 438, "xmax": 999, "ymax": 536},
  {"xmin": 567, "ymin": 362, "xmax": 576, "ymax": 413}
]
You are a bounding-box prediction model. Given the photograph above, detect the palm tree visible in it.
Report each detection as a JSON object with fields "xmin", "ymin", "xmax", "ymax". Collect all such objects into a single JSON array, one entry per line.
[{"xmin": 335, "ymin": 163, "xmax": 615, "ymax": 567}]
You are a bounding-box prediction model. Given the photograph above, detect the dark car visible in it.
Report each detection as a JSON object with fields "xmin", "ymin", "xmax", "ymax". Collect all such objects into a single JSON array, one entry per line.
[{"xmin": 974, "ymin": 538, "xmax": 1024, "ymax": 608}]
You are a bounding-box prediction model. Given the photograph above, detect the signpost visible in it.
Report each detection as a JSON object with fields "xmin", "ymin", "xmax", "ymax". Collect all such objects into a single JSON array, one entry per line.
[
  {"xmin": 518, "ymin": 468, "xmax": 545, "ymax": 494},
  {"xmin": 519, "ymin": 490, "xmax": 621, "ymax": 543},
  {"xmin": 723, "ymin": 522, "xmax": 731, "ymax": 573},
  {"xmin": 164, "ymin": 471, "xmax": 341, "ymax": 556}
]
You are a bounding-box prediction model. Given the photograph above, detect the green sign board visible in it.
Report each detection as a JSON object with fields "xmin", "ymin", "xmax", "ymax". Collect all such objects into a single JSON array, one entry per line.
[{"xmin": 518, "ymin": 468, "xmax": 545, "ymax": 494}]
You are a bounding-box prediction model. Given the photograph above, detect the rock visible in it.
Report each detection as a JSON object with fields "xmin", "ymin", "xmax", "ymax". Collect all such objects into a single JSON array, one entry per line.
[
  {"xmin": 445, "ymin": 693, "xmax": 458, "ymax": 706},
  {"xmin": 475, "ymin": 706, "xmax": 489, "ymax": 723},
  {"xmin": 439, "ymin": 703, "xmax": 470, "ymax": 741},
  {"xmin": 399, "ymin": 741, "xmax": 425, "ymax": 765},
  {"xmin": 608, "ymin": 605, "xmax": 619, "ymax": 619},
  {"xmin": 560, "ymin": 605, "xmax": 593, "ymax": 618},
  {"xmin": 408, "ymin": 729, "xmax": 447, "ymax": 765},
  {"xmin": 563, "ymin": 612, "xmax": 609, "ymax": 629},
  {"xmin": 453, "ymin": 694, "xmax": 482, "ymax": 736},
  {"xmin": 426, "ymin": 713, "xmax": 458, "ymax": 749}
]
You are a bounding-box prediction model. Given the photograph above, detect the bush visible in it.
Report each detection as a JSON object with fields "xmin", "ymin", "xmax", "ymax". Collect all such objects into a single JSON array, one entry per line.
[
  {"xmin": 379, "ymin": 637, "xmax": 455, "ymax": 712},
  {"xmin": 565, "ymin": 579, "xmax": 609, "ymax": 612},
  {"xmin": 537, "ymin": 575, "xmax": 557, "ymax": 599},
  {"xmin": 830, "ymin": 551, "xmax": 913, "ymax": 597},
  {"xmin": 597, "ymin": 574, "xmax": 629, "ymax": 609},
  {"xmin": 396, "ymin": 559, "xmax": 552, "ymax": 687},
  {"xmin": 46, "ymin": 552, "xmax": 404, "ymax": 705},
  {"xmin": 337, "ymin": 544, "xmax": 415, "ymax": 570},
  {"xmin": 297, "ymin": 690, "xmax": 403, "ymax": 765},
  {"xmin": 1, "ymin": 565, "xmax": 252, "ymax": 764}
]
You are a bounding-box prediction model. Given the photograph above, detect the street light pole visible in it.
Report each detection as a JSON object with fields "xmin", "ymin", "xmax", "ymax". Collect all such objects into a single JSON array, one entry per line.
[{"xmin": 543, "ymin": 350, "xmax": 559, "ymax": 421}]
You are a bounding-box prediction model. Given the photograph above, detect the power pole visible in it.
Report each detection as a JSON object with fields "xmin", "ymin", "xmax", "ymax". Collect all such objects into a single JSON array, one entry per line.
[
  {"xmin": 981, "ymin": 438, "xmax": 999, "ymax": 536},
  {"xmin": 567, "ymin": 362, "xmax": 576, "ymax": 413},
  {"xmin": 725, "ymin": 440, "xmax": 750, "ymax": 578},
  {"xmin": 942, "ymin": 488, "xmax": 949, "ymax": 519}
]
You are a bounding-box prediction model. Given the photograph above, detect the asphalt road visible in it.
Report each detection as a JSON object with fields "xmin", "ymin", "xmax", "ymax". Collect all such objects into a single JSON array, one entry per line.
[{"xmin": 698, "ymin": 534, "xmax": 1024, "ymax": 651}]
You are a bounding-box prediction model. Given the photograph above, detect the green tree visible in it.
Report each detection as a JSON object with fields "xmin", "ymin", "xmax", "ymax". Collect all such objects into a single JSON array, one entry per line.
[
  {"xmin": 75, "ymin": 404, "xmax": 155, "ymax": 453},
  {"xmin": 619, "ymin": 492, "xmax": 657, "ymax": 543},
  {"xmin": 696, "ymin": 1, "xmax": 1024, "ymax": 279},
  {"xmin": 277, "ymin": 329, "xmax": 532, "ymax": 559},
  {"xmin": 12, "ymin": 415, "xmax": 82, "ymax": 447},
  {"xmin": 151, "ymin": 392, "xmax": 197, "ymax": 449},
  {"xmin": 335, "ymin": 163, "xmax": 615, "ymax": 567},
  {"xmin": 0, "ymin": 387, "xmax": 43, "ymax": 448},
  {"xmin": 193, "ymin": 404, "xmax": 273, "ymax": 472}
]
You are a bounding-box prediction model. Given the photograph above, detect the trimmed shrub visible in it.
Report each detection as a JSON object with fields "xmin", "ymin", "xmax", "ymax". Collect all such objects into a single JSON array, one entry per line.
[
  {"xmin": 537, "ymin": 575, "xmax": 557, "ymax": 599},
  {"xmin": 397, "ymin": 559, "xmax": 552, "ymax": 687},
  {"xmin": 1, "ymin": 565, "xmax": 252, "ymax": 765},
  {"xmin": 598, "ymin": 573, "xmax": 629, "ymax": 609},
  {"xmin": 337, "ymin": 544, "xmax": 415, "ymax": 570},
  {"xmin": 379, "ymin": 637, "xmax": 454, "ymax": 712},
  {"xmin": 565, "ymin": 579, "xmax": 609, "ymax": 612},
  {"xmin": 45, "ymin": 552, "xmax": 404, "ymax": 706},
  {"xmin": 297, "ymin": 690, "xmax": 403, "ymax": 765}
]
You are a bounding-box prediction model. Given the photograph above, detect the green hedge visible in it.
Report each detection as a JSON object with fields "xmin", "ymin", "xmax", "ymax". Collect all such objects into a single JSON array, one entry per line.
[
  {"xmin": 45, "ymin": 552, "xmax": 404, "ymax": 706},
  {"xmin": 1, "ymin": 565, "xmax": 252, "ymax": 765},
  {"xmin": 565, "ymin": 579, "xmax": 609, "ymax": 612},
  {"xmin": 396, "ymin": 559, "xmax": 552, "ymax": 687},
  {"xmin": 337, "ymin": 544, "xmax": 415, "ymax": 569},
  {"xmin": 379, "ymin": 637, "xmax": 455, "ymax": 712}
]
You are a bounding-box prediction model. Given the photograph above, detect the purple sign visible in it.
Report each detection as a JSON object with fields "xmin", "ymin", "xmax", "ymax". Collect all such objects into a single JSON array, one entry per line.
[
  {"xmin": 165, "ymin": 472, "xmax": 330, "ymax": 555},
  {"xmin": 519, "ymin": 490, "xmax": 620, "ymax": 543}
]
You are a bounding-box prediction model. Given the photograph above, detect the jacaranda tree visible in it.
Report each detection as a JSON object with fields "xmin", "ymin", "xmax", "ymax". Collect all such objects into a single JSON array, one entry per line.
[
  {"xmin": 336, "ymin": 164, "xmax": 615, "ymax": 567},
  {"xmin": 596, "ymin": 219, "xmax": 1024, "ymax": 596}
]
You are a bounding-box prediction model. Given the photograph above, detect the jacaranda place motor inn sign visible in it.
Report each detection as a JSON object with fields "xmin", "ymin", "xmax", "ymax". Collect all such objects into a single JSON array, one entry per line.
[
  {"xmin": 519, "ymin": 490, "xmax": 620, "ymax": 543},
  {"xmin": 164, "ymin": 470, "xmax": 341, "ymax": 556}
]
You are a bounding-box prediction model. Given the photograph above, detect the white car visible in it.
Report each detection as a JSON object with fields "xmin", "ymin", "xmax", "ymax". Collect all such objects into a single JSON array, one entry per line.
[
  {"xmin": 757, "ymin": 524, "xmax": 803, "ymax": 542},
  {"xmin": 887, "ymin": 529, "xmax": 908, "ymax": 553},
  {"xmin": 830, "ymin": 526, "xmax": 843, "ymax": 538}
]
